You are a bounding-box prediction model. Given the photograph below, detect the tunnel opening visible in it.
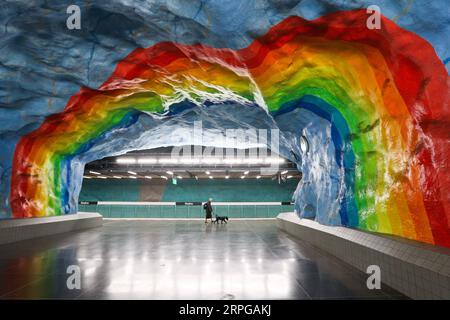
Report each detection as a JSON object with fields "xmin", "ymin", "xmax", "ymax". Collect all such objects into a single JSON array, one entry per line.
[
  {"xmin": 78, "ymin": 145, "xmax": 302, "ymax": 219},
  {"xmin": 11, "ymin": 96, "xmax": 349, "ymax": 231}
]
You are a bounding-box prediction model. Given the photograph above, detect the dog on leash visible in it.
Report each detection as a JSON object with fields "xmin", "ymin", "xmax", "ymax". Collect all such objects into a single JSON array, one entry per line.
[{"xmin": 213, "ymin": 215, "xmax": 229, "ymax": 224}]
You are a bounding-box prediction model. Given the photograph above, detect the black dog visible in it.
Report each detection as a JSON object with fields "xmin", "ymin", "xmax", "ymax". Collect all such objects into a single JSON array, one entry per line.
[{"xmin": 213, "ymin": 216, "xmax": 228, "ymax": 224}]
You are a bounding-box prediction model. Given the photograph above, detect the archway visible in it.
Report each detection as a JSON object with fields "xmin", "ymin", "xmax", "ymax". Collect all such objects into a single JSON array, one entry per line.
[{"xmin": 9, "ymin": 10, "xmax": 450, "ymax": 248}]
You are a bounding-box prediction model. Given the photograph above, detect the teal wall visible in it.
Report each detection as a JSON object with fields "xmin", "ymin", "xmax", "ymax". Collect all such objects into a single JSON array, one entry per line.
[
  {"xmin": 79, "ymin": 178, "xmax": 298, "ymax": 202},
  {"xmin": 78, "ymin": 178, "xmax": 298, "ymax": 218},
  {"xmin": 162, "ymin": 178, "xmax": 297, "ymax": 202},
  {"xmin": 79, "ymin": 179, "xmax": 141, "ymax": 201}
]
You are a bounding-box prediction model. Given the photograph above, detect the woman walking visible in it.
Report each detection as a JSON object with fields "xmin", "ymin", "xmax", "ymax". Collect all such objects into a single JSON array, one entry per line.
[{"xmin": 203, "ymin": 198, "xmax": 213, "ymax": 223}]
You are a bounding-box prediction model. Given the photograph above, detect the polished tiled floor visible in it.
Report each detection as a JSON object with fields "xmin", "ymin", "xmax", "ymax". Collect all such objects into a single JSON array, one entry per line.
[{"xmin": 0, "ymin": 220, "xmax": 407, "ymax": 299}]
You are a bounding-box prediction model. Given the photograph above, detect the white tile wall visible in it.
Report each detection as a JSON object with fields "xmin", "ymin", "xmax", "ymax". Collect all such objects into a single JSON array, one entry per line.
[{"xmin": 277, "ymin": 212, "xmax": 450, "ymax": 300}]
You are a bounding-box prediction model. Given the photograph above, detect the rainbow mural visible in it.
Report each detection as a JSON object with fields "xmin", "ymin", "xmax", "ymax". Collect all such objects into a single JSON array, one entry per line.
[{"xmin": 9, "ymin": 10, "xmax": 450, "ymax": 247}]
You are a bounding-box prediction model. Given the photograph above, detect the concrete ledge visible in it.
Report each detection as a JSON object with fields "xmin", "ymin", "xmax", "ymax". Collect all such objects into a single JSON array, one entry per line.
[
  {"xmin": 0, "ymin": 212, "xmax": 103, "ymax": 245},
  {"xmin": 277, "ymin": 212, "xmax": 450, "ymax": 300}
]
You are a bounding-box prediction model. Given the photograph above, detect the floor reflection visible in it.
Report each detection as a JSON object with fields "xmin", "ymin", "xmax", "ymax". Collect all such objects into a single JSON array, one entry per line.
[{"xmin": 0, "ymin": 220, "xmax": 407, "ymax": 299}]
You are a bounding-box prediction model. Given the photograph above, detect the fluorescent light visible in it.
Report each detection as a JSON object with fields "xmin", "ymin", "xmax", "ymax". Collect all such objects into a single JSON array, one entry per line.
[
  {"xmin": 116, "ymin": 157, "xmax": 136, "ymax": 164},
  {"xmin": 209, "ymin": 176, "xmax": 213, "ymax": 179},
  {"xmin": 158, "ymin": 158, "xmax": 178, "ymax": 164},
  {"xmin": 287, "ymin": 175, "xmax": 293, "ymax": 179},
  {"xmin": 166, "ymin": 171, "xmax": 173, "ymax": 175},
  {"xmin": 243, "ymin": 158, "xmax": 263, "ymax": 164},
  {"xmin": 177, "ymin": 176, "xmax": 183, "ymax": 179},
  {"xmin": 240, "ymin": 175, "xmax": 245, "ymax": 179},
  {"xmin": 83, "ymin": 176, "xmax": 91, "ymax": 179},
  {"xmin": 129, "ymin": 176, "xmax": 137, "ymax": 179},
  {"xmin": 137, "ymin": 158, "xmax": 157, "ymax": 164},
  {"xmin": 265, "ymin": 157, "xmax": 285, "ymax": 164},
  {"xmin": 89, "ymin": 171, "xmax": 101, "ymax": 175},
  {"xmin": 205, "ymin": 171, "xmax": 210, "ymax": 175},
  {"xmin": 98, "ymin": 176, "xmax": 107, "ymax": 179},
  {"xmin": 128, "ymin": 171, "xmax": 137, "ymax": 175},
  {"xmin": 161, "ymin": 176, "xmax": 168, "ymax": 180},
  {"xmin": 223, "ymin": 158, "xmax": 242, "ymax": 164},
  {"xmin": 113, "ymin": 176, "xmax": 122, "ymax": 179},
  {"xmin": 179, "ymin": 158, "xmax": 200, "ymax": 164},
  {"xmin": 225, "ymin": 175, "xmax": 230, "ymax": 179},
  {"xmin": 144, "ymin": 176, "xmax": 152, "ymax": 179},
  {"xmin": 244, "ymin": 171, "xmax": 249, "ymax": 175},
  {"xmin": 202, "ymin": 158, "xmax": 221, "ymax": 164},
  {"xmin": 281, "ymin": 170, "xmax": 288, "ymax": 175},
  {"xmin": 256, "ymin": 175, "xmax": 261, "ymax": 179}
]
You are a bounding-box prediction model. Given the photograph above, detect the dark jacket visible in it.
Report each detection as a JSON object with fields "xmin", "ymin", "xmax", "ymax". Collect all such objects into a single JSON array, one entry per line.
[{"xmin": 203, "ymin": 201, "xmax": 213, "ymax": 218}]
